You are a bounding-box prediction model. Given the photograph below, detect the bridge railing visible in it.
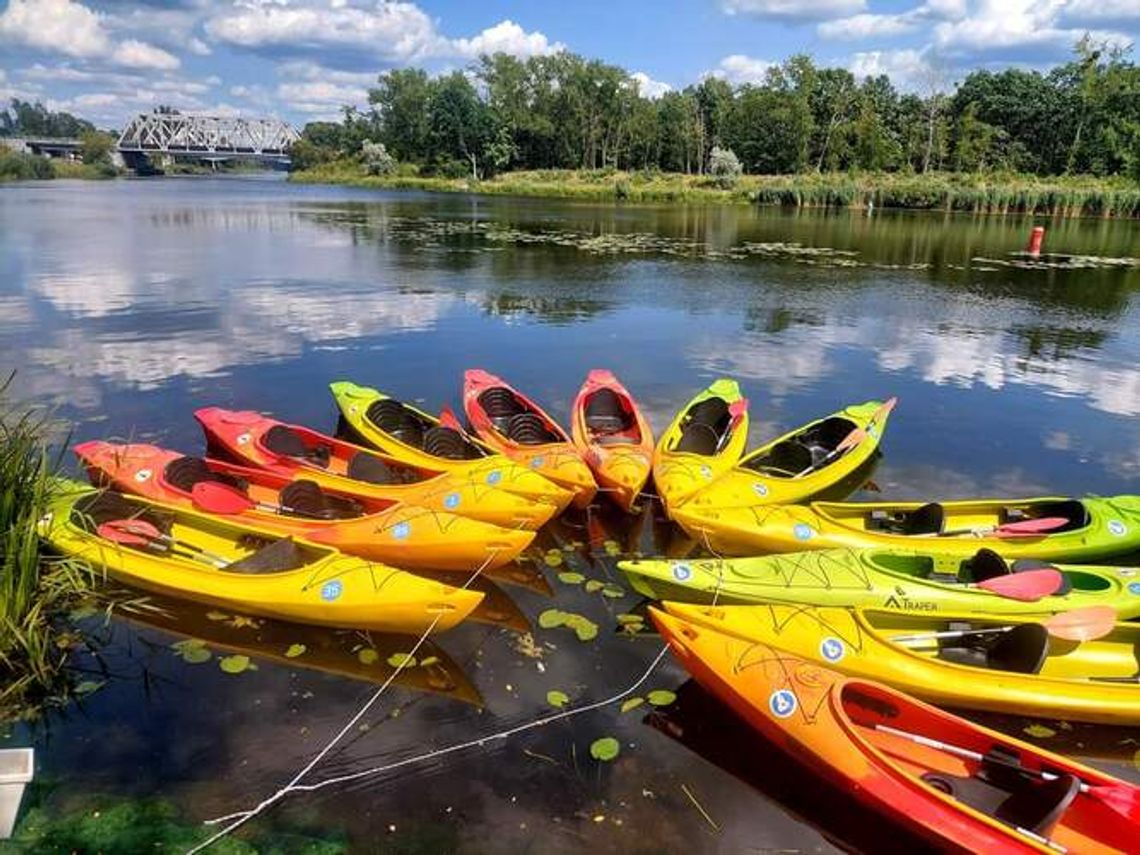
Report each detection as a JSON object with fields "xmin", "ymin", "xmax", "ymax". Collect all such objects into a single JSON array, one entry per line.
[{"xmin": 117, "ymin": 114, "xmax": 300, "ymax": 158}]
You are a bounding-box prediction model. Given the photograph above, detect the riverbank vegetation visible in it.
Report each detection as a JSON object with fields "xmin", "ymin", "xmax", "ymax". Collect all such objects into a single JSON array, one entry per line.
[
  {"xmin": 0, "ymin": 99, "xmax": 119, "ymax": 181},
  {"xmin": 0, "ymin": 376, "xmax": 94, "ymax": 721},
  {"xmin": 290, "ymin": 40, "xmax": 1140, "ymax": 215}
]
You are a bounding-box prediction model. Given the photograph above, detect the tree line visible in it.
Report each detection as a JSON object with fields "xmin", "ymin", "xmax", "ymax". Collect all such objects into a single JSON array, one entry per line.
[{"xmin": 293, "ymin": 39, "xmax": 1140, "ymax": 181}]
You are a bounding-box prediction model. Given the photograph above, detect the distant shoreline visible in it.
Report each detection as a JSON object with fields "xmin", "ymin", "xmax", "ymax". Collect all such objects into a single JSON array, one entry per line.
[{"xmin": 289, "ymin": 164, "xmax": 1140, "ymax": 219}]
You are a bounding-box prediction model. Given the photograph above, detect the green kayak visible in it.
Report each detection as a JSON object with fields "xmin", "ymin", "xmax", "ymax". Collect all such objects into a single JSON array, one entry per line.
[{"xmin": 618, "ymin": 547, "xmax": 1140, "ymax": 618}]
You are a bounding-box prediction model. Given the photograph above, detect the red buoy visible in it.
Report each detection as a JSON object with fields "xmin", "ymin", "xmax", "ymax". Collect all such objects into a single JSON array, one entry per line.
[{"xmin": 1026, "ymin": 226, "xmax": 1045, "ymax": 256}]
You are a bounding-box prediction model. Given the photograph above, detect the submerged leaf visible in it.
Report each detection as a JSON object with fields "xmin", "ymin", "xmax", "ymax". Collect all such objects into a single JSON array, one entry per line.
[
  {"xmin": 538, "ymin": 609, "xmax": 567, "ymax": 629},
  {"xmin": 547, "ymin": 690, "xmax": 570, "ymax": 708},
  {"xmin": 284, "ymin": 643, "xmax": 307, "ymax": 658},
  {"xmin": 419, "ymin": 655, "xmax": 440, "ymax": 667},
  {"xmin": 590, "ymin": 737, "xmax": 620, "ymax": 762},
  {"xmin": 647, "ymin": 690, "xmax": 676, "ymax": 707},
  {"xmin": 1023, "ymin": 724, "xmax": 1057, "ymax": 739},
  {"xmin": 620, "ymin": 697, "xmax": 644, "ymax": 713},
  {"xmin": 584, "ymin": 580, "xmax": 604, "ymax": 593},
  {"xmin": 73, "ymin": 680, "xmax": 105, "ymax": 696},
  {"xmin": 387, "ymin": 652, "xmax": 416, "ymax": 668},
  {"xmin": 219, "ymin": 654, "xmax": 254, "ymax": 674},
  {"xmin": 357, "ymin": 648, "xmax": 379, "ymax": 665},
  {"xmin": 171, "ymin": 639, "xmax": 211, "ymax": 664},
  {"xmin": 601, "ymin": 583, "xmax": 626, "ymax": 599},
  {"xmin": 543, "ymin": 550, "xmax": 564, "ymax": 568},
  {"xmin": 205, "ymin": 611, "xmax": 229, "ymax": 622},
  {"xmin": 558, "ymin": 571, "xmax": 586, "ymax": 585}
]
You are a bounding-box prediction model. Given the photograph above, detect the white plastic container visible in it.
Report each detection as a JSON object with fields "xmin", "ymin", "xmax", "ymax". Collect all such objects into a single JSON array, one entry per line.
[{"xmin": 0, "ymin": 748, "xmax": 33, "ymax": 839}]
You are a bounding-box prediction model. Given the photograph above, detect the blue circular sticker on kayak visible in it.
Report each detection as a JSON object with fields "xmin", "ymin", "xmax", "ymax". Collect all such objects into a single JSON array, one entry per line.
[
  {"xmin": 1129, "ymin": 582, "xmax": 1140, "ymax": 595},
  {"xmin": 752, "ymin": 482, "xmax": 769, "ymax": 497},
  {"xmin": 320, "ymin": 580, "xmax": 343, "ymax": 602},
  {"xmin": 1108, "ymin": 519, "xmax": 1127, "ymax": 537},
  {"xmin": 672, "ymin": 563, "xmax": 692, "ymax": 582},
  {"xmin": 444, "ymin": 492, "xmax": 461, "ymax": 510},
  {"xmin": 531, "ymin": 456, "xmax": 545, "ymax": 469},
  {"xmin": 486, "ymin": 469, "xmax": 502, "ymax": 486},
  {"xmin": 392, "ymin": 522, "xmax": 411, "ymax": 540},
  {"xmin": 820, "ymin": 637, "xmax": 845, "ymax": 663},
  {"xmin": 769, "ymin": 689, "xmax": 797, "ymax": 719},
  {"xmin": 794, "ymin": 523, "xmax": 815, "ymax": 541}
]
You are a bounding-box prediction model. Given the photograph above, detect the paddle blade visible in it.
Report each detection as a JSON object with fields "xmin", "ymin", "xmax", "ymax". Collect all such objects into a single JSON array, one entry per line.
[
  {"xmin": 98, "ymin": 519, "xmax": 162, "ymax": 547},
  {"xmin": 994, "ymin": 517, "xmax": 1069, "ymax": 538},
  {"xmin": 835, "ymin": 427, "xmax": 867, "ymax": 453},
  {"xmin": 1043, "ymin": 605, "xmax": 1117, "ymax": 641},
  {"xmin": 728, "ymin": 398, "xmax": 748, "ymax": 420},
  {"xmin": 976, "ymin": 568, "xmax": 1063, "ymax": 601},
  {"xmin": 191, "ymin": 481, "xmax": 256, "ymax": 515},
  {"xmin": 873, "ymin": 397, "xmax": 898, "ymax": 423},
  {"xmin": 439, "ymin": 405, "xmax": 463, "ymax": 431}
]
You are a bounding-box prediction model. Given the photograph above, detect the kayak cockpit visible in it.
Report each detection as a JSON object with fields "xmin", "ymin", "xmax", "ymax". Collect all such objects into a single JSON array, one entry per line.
[
  {"xmin": 824, "ymin": 498, "xmax": 1093, "ymax": 537},
  {"xmin": 260, "ymin": 423, "xmax": 425, "ymax": 486},
  {"xmin": 477, "ymin": 386, "xmax": 566, "ymax": 445},
  {"xmin": 362, "ymin": 396, "xmax": 482, "ymax": 460},
  {"xmin": 582, "ymin": 387, "xmax": 641, "ymax": 445},
  {"xmin": 741, "ymin": 416, "xmax": 857, "ymax": 478}
]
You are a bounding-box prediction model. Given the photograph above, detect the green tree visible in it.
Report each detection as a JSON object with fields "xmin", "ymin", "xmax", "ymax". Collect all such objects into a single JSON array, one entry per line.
[
  {"xmin": 368, "ymin": 68, "xmax": 432, "ymax": 162},
  {"xmin": 79, "ymin": 130, "xmax": 115, "ymax": 165}
]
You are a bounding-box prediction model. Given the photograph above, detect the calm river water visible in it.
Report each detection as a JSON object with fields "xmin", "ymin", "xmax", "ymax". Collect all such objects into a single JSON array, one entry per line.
[{"xmin": 2, "ymin": 175, "xmax": 1139, "ymax": 852}]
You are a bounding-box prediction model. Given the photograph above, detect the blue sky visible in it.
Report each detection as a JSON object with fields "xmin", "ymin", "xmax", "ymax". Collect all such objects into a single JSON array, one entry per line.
[{"xmin": 1, "ymin": 0, "xmax": 1137, "ymax": 129}]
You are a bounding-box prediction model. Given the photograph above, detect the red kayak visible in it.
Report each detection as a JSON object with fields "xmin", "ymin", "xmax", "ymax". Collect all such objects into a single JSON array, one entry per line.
[
  {"xmin": 74, "ymin": 440, "xmax": 534, "ymax": 572},
  {"xmin": 651, "ymin": 606, "xmax": 1138, "ymax": 853},
  {"xmin": 570, "ymin": 370, "xmax": 653, "ymax": 513},
  {"xmin": 194, "ymin": 407, "xmax": 558, "ymax": 530},
  {"xmin": 462, "ymin": 370, "xmax": 597, "ymax": 508}
]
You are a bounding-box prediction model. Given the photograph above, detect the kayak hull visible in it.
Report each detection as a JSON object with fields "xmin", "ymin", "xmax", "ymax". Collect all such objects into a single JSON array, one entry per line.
[
  {"xmin": 652, "ymin": 608, "xmax": 1138, "ymax": 853},
  {"xmin": 570, "ymin": 369, "xmax": 654, "ymax": 513},
  {"xmin": 664, "ymin": 602, "xmax": 1140, "ymax": 725},
  {"xmin": 618, "ymin": 548, "xmax": 1140, "ymax": 618},
  {"xmin": 195, "ymin": 407, "xmax": 559, "ymax": 530},
  {"xmin": 40, "ymin": 484, "xmax": 484, "ymax": 634},
  {"xmin": 671, "ymin": 495, "xmax": 1140, "ymax": 561},
  {"xmin": 75, "ymin": 441, "xmax": 534, "ymax": 573}
]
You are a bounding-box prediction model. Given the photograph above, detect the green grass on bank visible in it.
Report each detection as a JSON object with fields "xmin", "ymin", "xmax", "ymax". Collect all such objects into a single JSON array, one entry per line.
[
  {"xmin": 291, "ymin": 161, "xmax": 1140, "ymax": 218},
  {"xmin": 0, "ymin": 152, "xmax": 118, "ymax": 181}
]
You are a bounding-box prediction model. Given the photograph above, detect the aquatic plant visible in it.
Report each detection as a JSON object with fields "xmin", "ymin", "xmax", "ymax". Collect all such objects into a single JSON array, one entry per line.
[{"xmin": 0, "ymin": 374, "xmax": 95, "ymax": 721}]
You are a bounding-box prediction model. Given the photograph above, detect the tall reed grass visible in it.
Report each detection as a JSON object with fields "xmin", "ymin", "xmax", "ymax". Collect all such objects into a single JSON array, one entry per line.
[{"xmin": 0, "ymin": 374, "xmax": 94, "ymax": 720}]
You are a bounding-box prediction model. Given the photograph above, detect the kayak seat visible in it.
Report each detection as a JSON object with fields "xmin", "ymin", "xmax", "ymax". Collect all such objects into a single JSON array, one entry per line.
[
  {"xmin": 596, "ymin": 433, "xmax": 638, "ymax": 446},
  {"xmin": 798, "ymin": 417, "xmax": 853, "ymax": 451},
  {"xmin": 986, "ymin": 624, "xmax": 1049, "ymax": 675},
  {"xmin": 390, "ymin": 415, "xmax": 423, "ymax": 448},
  {"xmin": 903, "ymin": 503, "xmax": 944, "ymax": 535},
  {"xmin": 423, "ymin": 426, "xmax": 476, "ymax": 460},
  {"xmin": 163, "ymin": 456, "xmax": 245, "ymax": 494},
  {"xmin": 936, "ymin": 645, "xmax": 988, "ymax": 668},
  {"xmin": 686, "ymin": 398, "xmax": 730, "ymax": 432},
  {"xmin": 479, "ymin": 387, "xmax": 524, "ymax": 420},
  {"xmin": 262, "ymin": 425, "xmax": 308, "ymax": 458},
  {"xmin": 770, "ymin": 441, "xmax": 813, "ymax": 473},
  {"xmin": 995, "ymin": 773, "xmax": 1080, "ymax": 836},
  {"xmin": 507, "ymin": 413, "xmax": 558, "ymax": 445},
  {"xmin": 73, "ymin": 489, "xmax": 174, "ymax": 535},
  {"xmin": 1025, "ymin": 499, "xmax": 1090, "ymax": 533},
  {"xmin": 674, "ymin": 422, "xmax": 719, "ymax": 455},
  {"xmin": 585, "ymin": 390, "xmax": 633, "ymax": 436},
  {"xmin": 365, "ymin": 398, "xmax": 408, "ymax": 433},
  {"xmin": 960, "ymin": 548, "xmax": 1011, "ymax": 583},
  {"xmin": 347, "ymin": 452, "xmax": 398, "ymax": 485},
  {"xmin": 279, "ymin": 479, "xmax": 362, "ymax": 520},
  {"xmin": 224, "ymin": 536, "xmax": 307, "ymax": 574}
]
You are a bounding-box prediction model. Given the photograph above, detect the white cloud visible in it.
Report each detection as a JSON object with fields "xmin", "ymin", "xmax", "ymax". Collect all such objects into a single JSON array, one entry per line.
[
  {"xmin": 450, "ymin": 19, "xmax": 562, "ymax": 60},
  {"xmin": 188, "ymin": 37, "xmax": 212, "ymax": 56},
  {"xmin": 113, "ymin": 39, "xmax": 181, "ymax": 71},
  {"xmin": 819, "ymin": 0, "xmax": 968, "ymax": 41},
  {"xmin": 722, "ymin": 0, "xmax": 866, "ymax": 19},
  {"xmin": 631, "ymin": 71, "xmax": 672, "ymax": 99},
  {"xmin": 1064, "ymin": 0, "xmax": 1140, "ymax": 21},
  {"xmin": 277, "ymin": 80, "xmax": 370, "ymax": 114},
  {"xmin": 0, "ymin": 0, "xmax": 111, "ymax": 58},
  {"xmin": 278, "ymin": 61, "xmax": 377, "ymax": 86},
  {"xmin": 708, "ymin": 54, "xmax": 775, "ymax": 85},
  {"xmin": 850, "ymin": 48, "xmax": 932, "ymax": 86}
]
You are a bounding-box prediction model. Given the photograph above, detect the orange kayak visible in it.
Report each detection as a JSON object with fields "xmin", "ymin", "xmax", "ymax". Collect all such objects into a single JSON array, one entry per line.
[
  {"xmin": 194, "ymin": 408, "xmax": 559, "ymax": 531},
  {"xmin": 463, "ymin": 369, "xmax": 597, "ymax": 508},
  {"xmin": 652, "ymin": 607, "xmax": 1138, "ymax": 853},
  {"xmin": 74, "ymin": 440, "xmax": 534, "ymax": 573},
  {"xmin": 570, "ymin": 370, "xmax": 653, "ymax": 513}
]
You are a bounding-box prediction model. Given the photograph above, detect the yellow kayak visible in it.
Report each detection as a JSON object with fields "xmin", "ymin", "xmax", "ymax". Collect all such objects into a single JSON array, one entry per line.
[
  {"xmin": 684, "ymin": 399, "xmax": 893, "ymax": 509},
  {"xmin": 39, "ymin": 484, "xmax": 483, "ymax": 634},
  {"xmin": 653, "ymin": 379, "xmax": 749, "ymax": 514},
  {"xmin": 662, "ymin": 602, "xmax": 1140, "ymax": 725},
  {"xmin": 329, "ymin": 380, "xmax": 574, "ymax": 511},
  {"xmin": 671, "ymin": 495, "xmax": 1140, "ymax": 561}
]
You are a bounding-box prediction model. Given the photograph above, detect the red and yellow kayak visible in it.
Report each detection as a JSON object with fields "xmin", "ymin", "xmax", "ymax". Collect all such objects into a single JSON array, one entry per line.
[
  {"xmin": 74, "ymin": 440, "xmax": 534, "ymax": 573},
  {"xmin": 463, "ymin": 369, "xmax": 597, "ymax": 508},
  {"xmin": 194, "ymin": 407, "xmax": 559, "ymax": 530},
  {"xmin": 652, "ymin": 607, "xmax": 1138, "ymax": 853},
  {"xmin": 653, "ymin": 379, "xmax": 749, "ymax": 515},
  {"xmin": 570, "ymin": 369, "xmax": 653, "ymax": 513}
]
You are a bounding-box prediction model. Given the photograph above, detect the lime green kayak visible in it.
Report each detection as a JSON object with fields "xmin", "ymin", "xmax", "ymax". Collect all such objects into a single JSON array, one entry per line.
[{"xmin": 619, "ymin": 547, "xmax": 1140, "ymax": 618}]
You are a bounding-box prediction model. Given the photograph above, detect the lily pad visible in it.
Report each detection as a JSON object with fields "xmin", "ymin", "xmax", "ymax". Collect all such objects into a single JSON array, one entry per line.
[
  {"xmin": 601, "ymin": 583, "xmax": 626, "ymax": 599},
  {"xmin": 1023, "ymin": 724, "xmax": 1056, "ymax": 739},
  {"xmin": 358, "ymin": 648, "xmax": 379, "ymax": 665},
  {"xmin": 419, "ymin": 655, "xmax": 440, "ymax": 667},
  {"xmin": 590, "ymin": 737, "xmax": 620, "ymax": 762},
  {"xmin": 584, "ymin": 580, "xmax": 604, "ymax": 593},
  {"xmin": 647, "ymin": 689, "xmax": 677, "ymax": 707},
  {"xmin": 171, "ymin": 639, "xmax": 211, "ymax": 664},
  {"xmin": 543, "ymin": 550, "xmax": 564, "ymax": 568},
  {"xmin": 219, "ymin": 654, "xmax": 254, "ymax": 674},
  {"xmin": 387, "ymin": 652, "xmax": 416, "ymax": 668},
  {"xmin": 568, "ymin": 616, "xmax": 599, "ymax": 642},
  {"xmin": 616, "ymin": 613, "xmax": 644, "ymax": 625},
  {"xmin": 73, "ymin": 679, "xmax": 105, "ymax": 696},
  {"xmin": 557, "ymin": 571, "xmax": 586, "ymax": 585},
  {"xmin": 603, "ymin": 540, "xmax": 621, "ymax": 556},
  {"xmin": 284, "ymin": 643, "xmax": 307, "ymax": 658},
  {"xmin": 620, "ymin": 697, "xmax": 644, "ymax": 713},
  {"xmin": 547, "ymin": 690, "xmax": 570, "ymax": 708},
  {"xmin": 205, "ymin": 611, "xmax": 229, "ymax": 622},
  {"xmin": 538, "ymin": 609, "xmax": 567, "ymax": 629}
]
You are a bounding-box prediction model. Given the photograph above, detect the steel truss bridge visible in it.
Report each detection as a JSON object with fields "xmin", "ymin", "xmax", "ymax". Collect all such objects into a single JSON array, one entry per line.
[{"xmin": 117, "ymin": 113, "xmax": 300, "ymax": 168}]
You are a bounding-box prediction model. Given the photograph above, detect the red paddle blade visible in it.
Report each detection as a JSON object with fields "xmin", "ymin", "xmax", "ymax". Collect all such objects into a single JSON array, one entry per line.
[
  {"xmin": 98, "ymin": 519, "xmax": 161, "ymax": 547},
  {"xmin": 1043, "ymin": 605, "xmax": 1117, "ymax": 641},
  {"xmin": 439, "ymin": 405, "xmax": 463, "ymax": 431},
  {"xmin": 191, "ymin": 481, "xmax": 255, "ymax": 515},
  {"xmin": 873, "ymin": 397, "xmax": 898, "ymax": 423},
  {"xmin": 976, "ymin": 568, "xmax": 1063, "ymax": 601},
  {"xmin": 835, "ymin": 427, "xmax": 867, "ymax": 453},
  {"xmin": 728, "ymin": 398, "xmax": 748, "ymax": 420},
  {"xmin": 994, "ymin": 517, "xmax": 1070, "ymax": 538}
]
